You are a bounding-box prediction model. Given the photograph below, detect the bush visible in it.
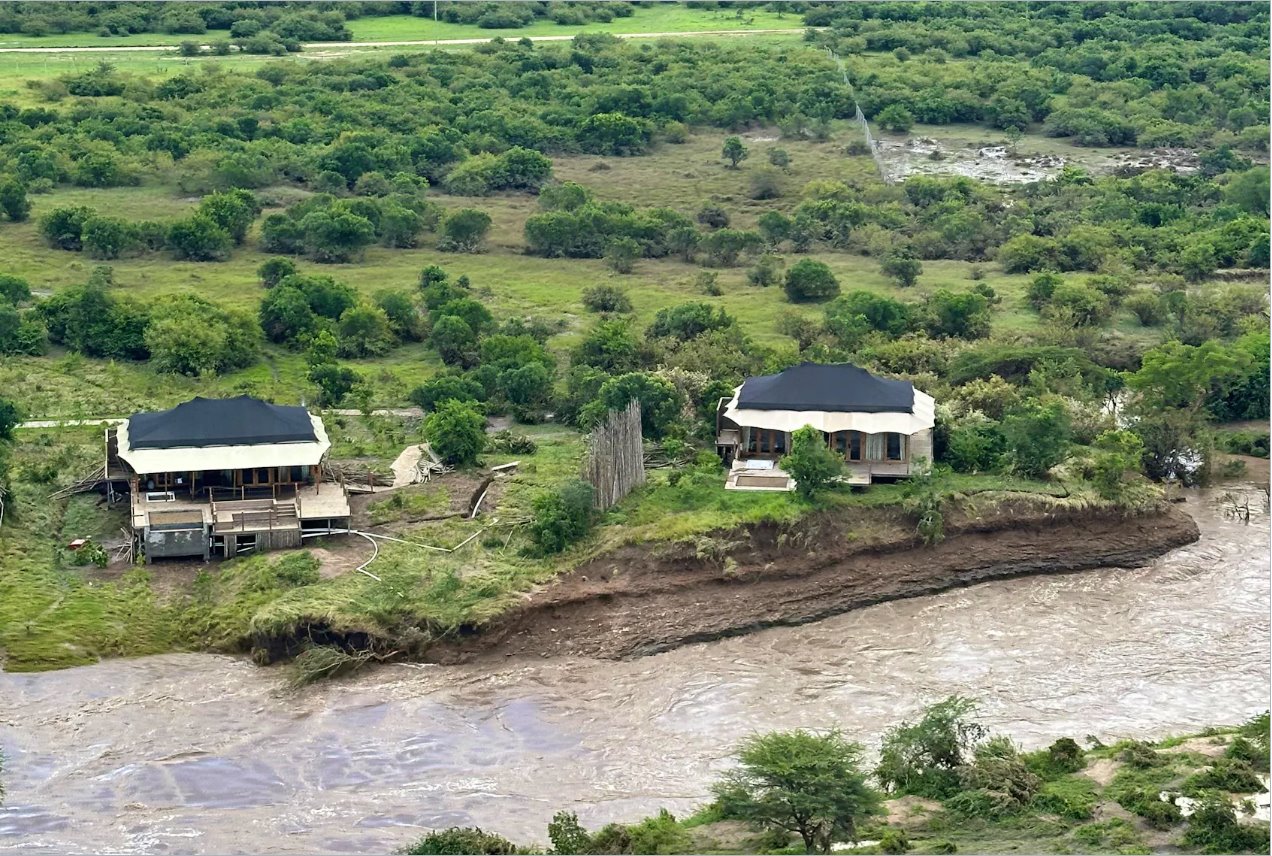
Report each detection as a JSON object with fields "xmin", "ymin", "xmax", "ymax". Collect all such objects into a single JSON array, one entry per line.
[
  {"xmin": 881, "ymin": 251, "xmax": 923, "ymax": 287},
  {"xmin": 879, "ymin": 829, "xmax": 910, "ymax": 854},
  {"xmin": 258, "ymin": 257, "xmax": 297, "ymax": 288},
  {"xmin": 581, "ymin": 284, "xmax": 633, "ymax": 314},
  {"xmin": 697, "ymin": 205, "xmax": 730, "ymax": 229},
  {"xmin": 0, "ymin": 274, "xmax": 31, "ymax": 305},
  {"xmin": 1125, "ymin": 290, "xmax": 1165, "ymax": 326},
  {"xmin": 424, "ymin": 399, "xmax": 486, "ymax": 466},
  {"xmin": 784, "ymin": 258, "xmax": 840, "ymax": 303},
  {"xmin": 1182, "ymin": 797, "xmax": 1270, "ymax": 854},
  {"xmin": 782, "ymin": 425, "xmax": 844, "ymax": 498},
  {"xmin": 1182, "ymin": 758, "xmax": 1265, "ymax": 796},
  {"xmin": 529, "ymin": 480, "xmax": 596, "ymax": 555},
  {"xmin": 403, "ymin": 828, "xmax": 518, "ymax": 855},
  {"xmin": 439, "ymin": 208, "xmax": 491, "ymax": 253}
]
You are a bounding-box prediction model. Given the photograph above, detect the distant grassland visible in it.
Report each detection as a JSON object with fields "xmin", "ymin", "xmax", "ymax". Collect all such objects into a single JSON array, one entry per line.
[
  {"xmin": 0, "ymin": 5, "xmax": 801, "ymax": 49},
  {"xmin": 0, "ymin": 123, "xmax": 1171, "ymax": 418}
]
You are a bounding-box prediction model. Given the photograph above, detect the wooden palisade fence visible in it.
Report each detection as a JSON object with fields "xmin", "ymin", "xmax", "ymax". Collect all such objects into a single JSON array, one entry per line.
[{"xmin": 584, "ymin": 399, "xmax": 645, "ymax": 510}]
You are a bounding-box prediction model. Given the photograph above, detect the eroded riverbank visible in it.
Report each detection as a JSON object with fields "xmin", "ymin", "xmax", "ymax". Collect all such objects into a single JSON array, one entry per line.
[
  {"xmin": 0, "ymin": 486, "xmax": 1267, "ymax": 854},
  {"xmin": 430, "ymin": 501, "xmax": 1201, "ymax": 662}
]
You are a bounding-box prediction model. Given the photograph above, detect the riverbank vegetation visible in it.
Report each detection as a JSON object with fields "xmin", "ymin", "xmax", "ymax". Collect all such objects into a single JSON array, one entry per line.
[
  {"xmin": 0, "ymin": 5, "xmax": 1267, "ymax": 673},
  {"xmin": 404, "ymin": 700, "xmax": 1272, "ymax": 855}
]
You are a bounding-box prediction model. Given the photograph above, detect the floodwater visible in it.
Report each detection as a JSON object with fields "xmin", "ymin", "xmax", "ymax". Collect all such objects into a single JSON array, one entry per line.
[{"xmin": 1, "ymin": 487, "xmax": 1268, "ymax": 854}]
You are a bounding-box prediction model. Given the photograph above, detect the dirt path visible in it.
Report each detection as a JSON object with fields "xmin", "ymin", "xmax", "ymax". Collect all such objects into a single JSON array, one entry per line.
[{"xmin": 0, "ymin": 28, "xmax": 808, "ymax": 54}]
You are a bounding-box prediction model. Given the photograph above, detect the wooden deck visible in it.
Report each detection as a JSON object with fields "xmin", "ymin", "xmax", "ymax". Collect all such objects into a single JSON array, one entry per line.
[{"xmin": 132, "ymin": 483, "xmax": 349, "ymax": 531}]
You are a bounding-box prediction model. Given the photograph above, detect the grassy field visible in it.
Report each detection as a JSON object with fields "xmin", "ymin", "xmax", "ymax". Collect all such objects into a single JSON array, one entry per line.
[
  {"xmin": 0, "ymin": 122, "xmax": 1175, "ymax": 419},
  {"xmin": 0, "ymin": 5, "xmax": 803, "ymax": 50}
]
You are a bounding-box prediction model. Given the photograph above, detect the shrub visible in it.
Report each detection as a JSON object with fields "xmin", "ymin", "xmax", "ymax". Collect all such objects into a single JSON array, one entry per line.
[
  {"xmin": 529, "ymin": 480, "xmax": 596, "ymax": 555},
  {"xmin": 403, "ymin": 828, "xmax": 518, "ymax": 855},
  {"xmin": 1125, "ymin": 290, "xmax": 1165, "ymax": 326},
  {"xmin": 782, "ymin": 425, "xmax": 844, "ymax": 498},
  {"xmin": 581, "ymin": 284, "xmax": 633, "ymax": 314},
  {"xmin": 881, "ymin": 251, "xmax": 923, "ymax": 287},
  {"xmin": 257, "ymin": 257, "xmax": 297, "ymax": 288},
  {"xmin": 784, "ymin": 259, "xmax": 840, "ymax": 303},
  {"xmin": 439, "ymin": 208, "xmax": 491, "ymax": 253},
  {"xmin": 697, "ymin": 205, "xmax": 730, "ymax": 229},
  {"xmin": 879, "ymin": 829, "xmax": 910, "ymax": 854},
  {"xmin": 1181, "ymin": 758, "xmax": 1265, "ymax": 796},
  {"xmin": 877, "ymin": 695, "xmax": 987, "ymax": 799},
  {"xmin": 1181, "ymin": 797, "xmax": 1270, "ymax": 854},
  {"xmin": 746, "ymin": 253, "xmax": 784, "ymax": 287},
  {"xmin": 424, "ymin": 400, "xmax": 486, "ymax": 466},
  {"xmin": 0, "ymin": 274, "xmax": 31, "ymax": 305},
  {"xmin": 604, "ymin": 236, "xmax": 641, "ymax": 274},
  {"xmin": 410, "ymin": 374, "xmax": 487, "ymax": 411}
]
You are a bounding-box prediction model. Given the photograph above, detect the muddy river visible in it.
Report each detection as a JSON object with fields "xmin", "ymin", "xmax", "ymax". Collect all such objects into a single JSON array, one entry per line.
[{"xmin": 1, "ymin": 488, "xmax": 1268, "ymax": 853}]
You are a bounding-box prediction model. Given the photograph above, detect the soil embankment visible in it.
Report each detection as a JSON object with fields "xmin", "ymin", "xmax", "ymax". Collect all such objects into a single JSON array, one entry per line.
[{"xmin": 431, "ymin": 502, "xmax": 1200, "ymax": 662}]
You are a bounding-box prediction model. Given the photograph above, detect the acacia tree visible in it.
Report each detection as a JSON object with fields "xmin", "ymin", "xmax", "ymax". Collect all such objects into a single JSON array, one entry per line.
[
  {"xmin": 714, "ymin": 730, "xmax": 883, "ymax": 853},
  {"xmin": 440, "ymin": 208, "xmax": 492, "ymax": 253},
  {"xmin": 722, "ymin": 135, "xmax": 749, "ymax": 168}
]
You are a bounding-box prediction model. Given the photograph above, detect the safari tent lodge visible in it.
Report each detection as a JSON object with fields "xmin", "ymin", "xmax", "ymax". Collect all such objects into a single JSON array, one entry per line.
[
  {"xmin": 106, "ymin": 396, "xmax": 351, "ymax": 562},
  {"xmin": 715, "ymin": 362, "xmax": 936, "ymax": 491}
]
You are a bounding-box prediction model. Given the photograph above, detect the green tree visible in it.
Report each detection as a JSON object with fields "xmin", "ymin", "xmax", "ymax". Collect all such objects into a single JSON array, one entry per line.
[
  {"xmin": 440, "ymin": 208, "xmax": 492, "ymax": 253},
  {"xmin": 782, "ymin": 426, "xmax": 844, "ymax": 499},
  {"xmin": 604, "ymin": 236, "xmax": 641, "ymax": 274},
  {"xmin": 258, "ymin": 257, "xmax": 297, "ymax": 288},
  {"xmin": 925, "ymin": 290, "xmax": 991, "ymax": 340},
  {"xmin": 1090, "ymin": 429, "xmax": 1145, "ymax": 499},
  {"xmin": 300, "ymin": 209, "xmax": 375, "ymax": 263},
  {"xmin": 424, "ymin": 399, "xmax": 486, "ymax": 466},
  {"xmin": 877, "ymin": 104, "xmax": 915, "ymax": 132},
  {"xmin": 784, "ymin": 259, "xmax": 841, "ymax": 303},
  {"xmin": 876, "ymin": 696, "xmax": 989, "ymax": 799},
  {"xmin": 881, "ymin": 251, "xmax": 923, "ymax": 287},
  {"xmin": 197, "ymin": 188, "xmax": 260, "ymax": 244},
  {"xmin": 336, "ymin": 303, "xmax": 394, "ymax": 358},
  {"xmin": 1045, "ymin": 281, "xmax": 1110, "ymax": 327},
  {"xmin": 700, "ymin": 228, "xmax": 763, "ymax": 267},
  {"xmin": 0, "ymin": 275, "xmax": 31, "ymax": 305},
  {"xmin": 1224, "ymin": 166, "xmax": 1270, "ymax": 217},
  {"xmin": 715, "ymin": 730, "xmax": 884, "ymax": 853},
  {"xmin": 81, "ymin": 215, "xmax": 139, "ymax": 260},
  {"xmin": 430, "ymin": 314, "xmax": 478, "ymax": 366},
  {"xmin": 722, "ymin": 135, "xmax": 750, "ymax": 168},
  {"xmin": 581, "ymin": 284, "xmax": 633, "ymax": 314},
  {"xmin": 39, "ymin": 205, "xmax": 95, "ymax": 250},
  {"xmin": 768, "ymin": 148, "xmax": 791, "ymax": 169},
  {"xmin": 1130, "ymin": 340, "xmax": 1252, "ymax": 416},
  {"xmin": 758, "ymin": 211, "xmax": 793, "ymax": 248},
  {"xmin": 583, "ymin": 372, "xmax": 682, "ymax": 439},
  {"xmin": 572, "ymin": 318, "xmax": 643, "ymax": 374},
  {"xmin": 259, "ymin": 285, "xmax": 319, "ymax": 344},
  {"xmin": 1001, "ymin": 400, "xmax": 1071, "ymax": 478},
  {"xmin": 0, "ymin": 177, "xmax": 30, "ymax": 222},
  {"xmin": 529, "ymin": 480, "xmax": 596, "ymax": 555},
  {"xmin": 0, "ymin": 396, "xmax": 21, "ymax": 441},
  {"xmin": 307, "ymin": 362, "xmax": 362, "ymax": 407},
  {"xmin": 404, "ymin": 828, "xmax": 517, "ymax": 855},
  {"xmin": 167, "ymin": 214, "xmax": 233, "ymax": 261},
  {"xmin": 373, "ymin": 289, "xmax": 421, "ymax": 341}
]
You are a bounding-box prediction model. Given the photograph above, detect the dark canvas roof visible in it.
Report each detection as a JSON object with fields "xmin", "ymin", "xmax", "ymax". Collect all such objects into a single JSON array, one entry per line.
[
  {"xmin": 127, "ymin": 396, "xmax": 317, "ymax": 449},
  {"xmin": 737, "ymin": 363, "xmax": 914, "ymax": 413}
]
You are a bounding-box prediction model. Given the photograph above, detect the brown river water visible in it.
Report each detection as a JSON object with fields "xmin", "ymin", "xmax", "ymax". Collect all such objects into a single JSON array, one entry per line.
[{"xmin": 1, "ymin": 487, "xmax": 1268, "ymax": 854}]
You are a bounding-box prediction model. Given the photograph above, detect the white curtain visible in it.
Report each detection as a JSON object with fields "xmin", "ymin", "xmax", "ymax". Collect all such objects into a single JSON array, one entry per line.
[{"xmin": 865, "ymin": 433, "xmax": 885, "ymax": 461}]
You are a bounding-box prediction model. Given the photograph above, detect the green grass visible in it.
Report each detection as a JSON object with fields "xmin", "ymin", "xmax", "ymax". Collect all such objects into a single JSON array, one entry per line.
[
  {"xmin": 0, "ymin": 121, "xmax": 1182, "ymax": 420},
  {"xmin": 0, "ymin": 5, "xmax": 802, "ymax": 50}
]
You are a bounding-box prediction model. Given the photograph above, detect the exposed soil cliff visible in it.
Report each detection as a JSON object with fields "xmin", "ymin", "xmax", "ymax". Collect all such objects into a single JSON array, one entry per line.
[{"xmin": 429, "ymin": 502, "xmax": 1200, "ymax": 663}]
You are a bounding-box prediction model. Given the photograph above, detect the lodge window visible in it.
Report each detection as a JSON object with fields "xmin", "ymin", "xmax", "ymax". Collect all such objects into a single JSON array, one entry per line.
[
  {"xmin": 289, "ymin": 465, "xmax": 305, "ymax": 483},
  {"xmin": 849, "ymin": 431, "xmax": 862, "ymax": 462},
  {"xmin": 886, "ymin": 433, "xmax": 905, "ymax": 461},
  {"xmin": 746, "ymin": 429, "xmax": 787, "ymax": 456}
]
